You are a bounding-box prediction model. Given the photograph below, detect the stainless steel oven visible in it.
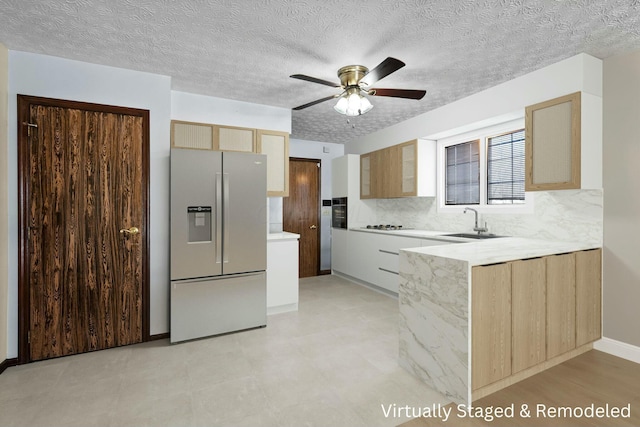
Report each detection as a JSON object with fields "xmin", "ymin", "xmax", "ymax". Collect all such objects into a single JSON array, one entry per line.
[{"xmin": 332, "ymin": 197, "xmax": 347, "ymax": 229}]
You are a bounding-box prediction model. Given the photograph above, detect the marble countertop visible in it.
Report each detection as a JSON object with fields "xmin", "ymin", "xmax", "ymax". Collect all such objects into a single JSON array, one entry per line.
[
  {"xmin": 350, "ymin": 227, "xmax": 464, "ymax": 241},
  {"xmin": 267, "ymin": 232, "xmax": 300, "ymax": 241},
  {"xmin": 401, "ymin": 236, "xmax": 600, "ymax": 266}
]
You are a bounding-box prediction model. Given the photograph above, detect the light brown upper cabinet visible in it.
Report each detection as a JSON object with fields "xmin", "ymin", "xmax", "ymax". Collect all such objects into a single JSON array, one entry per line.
[
  {"xmin": 257, "ymin": 130, "xmax": 290, "ymax": 197},
  {"xmin": 215, "ymin": 125, "xmax": 255, "ymax": 152},
  {"xmin": 360, "ymin": 139, "xmax": 435, "ymax": 199},
  {"xmin": 171, "ymin": 120, "xmax": 290, "ymax": 197},
  {"xmin": 171, "ymin": 120, "xmax": 214, "ymax": 150},
  {"xmin": 360, "ymin": 152, "xmax": 373, "ymax": 198},
  {"xmin": 399, "ymin": 141, "xmax": 418, "ymax": 196},
  {"xmin": 525, "ymin": 92, "xmax": 581, "ymax": 191}
]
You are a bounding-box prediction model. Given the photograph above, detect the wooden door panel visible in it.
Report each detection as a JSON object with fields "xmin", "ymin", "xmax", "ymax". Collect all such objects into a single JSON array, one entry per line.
[
  {"xmin": 21, "ymin": 97, "xmax": 147, "ymax": 362},
  {"xmin": 472, "ymin": 263, "xmax": 512, "ymax": 390},
  {"xmin": 546, "ymin": 253, "xmax": 576, "ymax": 359},
  {"xmin": 283, "ymin": 159, "xmax": 320, "ymax": 278}
]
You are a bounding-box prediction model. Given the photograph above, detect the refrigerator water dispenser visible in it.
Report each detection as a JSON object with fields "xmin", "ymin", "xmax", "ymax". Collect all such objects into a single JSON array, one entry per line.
[{"xmin": 187, "ymin": 206, "xmax": 212, "ymax": 242}]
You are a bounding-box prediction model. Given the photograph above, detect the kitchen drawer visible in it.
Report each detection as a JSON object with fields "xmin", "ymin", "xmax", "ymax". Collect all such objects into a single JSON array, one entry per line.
[
  {"xmin": 376, "ymin": 267, "xmax": 400, "ymax": 293},
  {"xmin": 379, "ymin": 235, "xmax": 422, "ymax": 253},
  {"xmin": 378, "ymin": 249, "xmax": 400, "ymax": 273}
]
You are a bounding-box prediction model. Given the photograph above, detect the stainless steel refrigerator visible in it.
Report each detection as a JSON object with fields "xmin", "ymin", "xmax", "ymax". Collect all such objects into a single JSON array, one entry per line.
[{"xmin": 170, "ymin": 148, "xmax": 267, "ymax": 343}]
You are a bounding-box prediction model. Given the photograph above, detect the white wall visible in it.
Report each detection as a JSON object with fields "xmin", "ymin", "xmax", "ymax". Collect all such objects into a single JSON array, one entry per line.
[
  {"xmin": 0, "ymin": 43, "xmax": 8, "ymax": 362},
  {"xmin": 3, "ymin": 62, "xmax": 294, "ymax": 358},
  {"xmin": 170, "ymin": 89, "xmax": 293, "ymax": 258},
  {"xmin": 348, "ymin": 53, "xmax": 602, "ymax": 157},
  {"xmin": 171, "ymin": 91, "xmax": 291, "ymax": 133},
  {"xmin": 288, "ymin": 139, "xmax": 345, "ymax": 270},
  {"xmin": 345, "ymin": 53, "xmax": 604, "ymax": 247},
  {"xmin": 7, "ymin": 51, "xmax": 172, "ymax": 357},
  {"xmin": 602, "ymin": 50, "xmax": 640, "ymax": 347}
]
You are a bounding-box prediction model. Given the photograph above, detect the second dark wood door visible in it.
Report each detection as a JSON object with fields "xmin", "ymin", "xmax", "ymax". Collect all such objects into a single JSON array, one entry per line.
[
  {"xmin": 283, "ymin": 159, "xmax": 320, "ymax": 278},
  {"xmin": 18, "ymin": 96, "xmax": 149, "ymax": 362}
]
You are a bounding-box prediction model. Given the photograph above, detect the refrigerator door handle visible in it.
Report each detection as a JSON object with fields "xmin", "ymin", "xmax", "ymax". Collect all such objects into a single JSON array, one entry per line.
[
  {"xmin": 223, "ymin": 172, "xmax": 230, "ymax": 264},
  {"xmin": 215, "ymin": 172, "xmax": 223, "ymax": 264}
]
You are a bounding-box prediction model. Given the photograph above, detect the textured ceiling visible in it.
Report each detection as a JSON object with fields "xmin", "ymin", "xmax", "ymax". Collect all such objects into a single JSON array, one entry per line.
[{"xmin": 1, "ymin": 0, "xmax": 639, "ymax": 143}]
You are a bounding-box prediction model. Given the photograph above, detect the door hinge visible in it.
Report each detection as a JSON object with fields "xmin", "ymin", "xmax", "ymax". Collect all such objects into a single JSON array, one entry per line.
[{"xmin": 27, "ymin": 331, "xmax": 31, "ymax": 344}]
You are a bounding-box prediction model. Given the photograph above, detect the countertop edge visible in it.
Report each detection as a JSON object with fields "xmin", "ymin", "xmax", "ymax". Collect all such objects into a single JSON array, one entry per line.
[
  {"xmin": 267, "ymin": 232, "xmax": 300, "ymax": 241},
  {"xmin": 401, "ymin": 237, "xmax": 601, "ymax": 266}
]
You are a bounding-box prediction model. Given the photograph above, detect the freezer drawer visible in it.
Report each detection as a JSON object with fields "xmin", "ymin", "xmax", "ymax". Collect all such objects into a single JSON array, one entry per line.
[{"xmin": 170, "ymin": 272, "xmax": 266, "ymax": 343}]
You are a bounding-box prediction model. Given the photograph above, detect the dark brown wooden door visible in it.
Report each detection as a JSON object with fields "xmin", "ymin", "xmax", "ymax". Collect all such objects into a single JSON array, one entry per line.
[
  {"xmin": 283, "ymin": 158, "xmax": 320, "ymax": 278},
  {"xmin": 18, "ymin": 96, "xmax": 149, "ymax": 362}
]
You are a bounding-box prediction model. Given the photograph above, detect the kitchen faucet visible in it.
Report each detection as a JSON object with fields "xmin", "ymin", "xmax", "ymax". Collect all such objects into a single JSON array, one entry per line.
[{"xmin": 463, "ymin": 208, "xmax": 488, "ymax": 234}]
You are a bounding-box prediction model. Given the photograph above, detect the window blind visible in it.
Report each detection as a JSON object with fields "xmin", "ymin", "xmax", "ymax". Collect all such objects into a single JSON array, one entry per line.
[
  {"xmin": 487, "ymin": 129, "xmax": 525, "ymax": 204},
  {"xmin": 445, "ymin": 140, "xmax": 480, "ymax": 205}
]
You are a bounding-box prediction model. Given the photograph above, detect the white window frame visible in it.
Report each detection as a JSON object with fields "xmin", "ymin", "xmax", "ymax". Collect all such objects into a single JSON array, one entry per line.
[{"xmin": 437, "ymin": 118, "xmax": 533, "ymax": 214}]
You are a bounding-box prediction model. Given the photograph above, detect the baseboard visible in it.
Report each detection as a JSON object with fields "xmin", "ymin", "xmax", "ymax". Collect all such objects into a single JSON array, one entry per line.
[
  {"xmin": 0, "ymin": 358, "xmax": 18, "ymax": 375},
  {"xmin": 149, "ymin": 333, "xmax": 170, "ymax": 341},
  {"xmin": 319, "ymin": 269, "xmax": 331, "ymax": 276},
  {"xmin": 594, "ymin": 337, "xmax": 640, "ymax": 364},
  {"xmin": 331, "ymin": 270, "xmax": 398, "ymax": 299},
  {"xmin": 267, "ymin": 303, "xmax": 298, "ymax": 315}
]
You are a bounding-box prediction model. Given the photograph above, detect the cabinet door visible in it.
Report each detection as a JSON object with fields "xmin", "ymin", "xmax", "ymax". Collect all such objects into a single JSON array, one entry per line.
[
  {"xmin": 400, "ymin": 140, "xmax": 418, "ymax": 196},
  {"xmin": 215, "ymin": 125, "xmax": 256, "ymax": 152},
  {"xmin": 525, "ymin": 92, "xmax": 581, "ymax": 191},
  {"xmin": 376, "ymin": 235, "xmax": 422, "ymax": 292},
  {"xmin": 331, "ymin": 228, "xmax": 349, "ymax": 274},
  {"xmin": 348, "ymin": 231, "xmax": 380, "ymax": 284},
  {"xmin": 511, "ymin": 258, "xmax": 546, "ymax": 373},
  {"xmin": 370, "ymin": 150, "xmax": 384, "ymax": 198},
  {"xmin": 472, "ymin": 263, "xmax": 512, "ymax": 390},
  {"xmin": 171, "ymin": 121, "xmax": 214, "ymax": 150},
  {"xmin": 360, "ymin": 153, "xmax": 372, "ymax": 198},
  {"xmin": 546, "ymin": 253, "xmax": 576, "ymax": 359},
  {"xmin": 576, "ymin": 249, "xmax": 602, "ymax": 346},
  {"xmin": 378, "ymin": 147, "xmax": 395, "ymax": 198},
  {"xmin": 257, "ymin": 130, "xmax": 289, "ymax": 197}
]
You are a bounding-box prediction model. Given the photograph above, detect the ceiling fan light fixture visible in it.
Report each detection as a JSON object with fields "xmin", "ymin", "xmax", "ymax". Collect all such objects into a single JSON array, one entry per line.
[{"xmin": 334, "ymin": 90, "xmax": 373, "ymax": 116}]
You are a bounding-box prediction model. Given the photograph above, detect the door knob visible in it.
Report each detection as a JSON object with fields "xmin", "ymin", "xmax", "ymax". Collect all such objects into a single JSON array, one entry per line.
[
  {"xmin": 120, "ymin": 226, "xmax": 140, "ymax": 235},
  {"xmin": 309, "ymin": 225, "xmax": 317, "ymax": 229}
]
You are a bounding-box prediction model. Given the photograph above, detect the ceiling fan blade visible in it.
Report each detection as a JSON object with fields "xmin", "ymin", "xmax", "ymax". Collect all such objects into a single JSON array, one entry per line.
[
  {"xmin": 359, "ymin": 57, "xmax": 406, "ymax": 87},
  {"xmin": 369, "ymin": 88, "xmax": 426, "ymax": 100},
  {"xmin": 290, "ymin": 74, "xmax": 341, "ymax": 88},
  {"xmin": 292, "ymin": 94, "xmax": 340, "ymax": 111}
]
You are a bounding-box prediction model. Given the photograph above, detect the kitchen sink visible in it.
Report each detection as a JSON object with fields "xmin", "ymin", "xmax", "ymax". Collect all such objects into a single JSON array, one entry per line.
[{"xmin": 444, "ymin": 233, "xmax": 504, "ymax": 239}]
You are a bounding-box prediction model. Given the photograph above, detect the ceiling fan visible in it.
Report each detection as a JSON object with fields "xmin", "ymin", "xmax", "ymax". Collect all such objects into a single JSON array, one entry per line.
[{"xmin": 290, "ymin": 57, "xmax": 426, "ymax": 116}]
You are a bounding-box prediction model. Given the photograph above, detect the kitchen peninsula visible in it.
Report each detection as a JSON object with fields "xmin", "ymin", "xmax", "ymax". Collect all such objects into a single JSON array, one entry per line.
[{"xmin": 398, "ymin": 237, "xmax": 602, "ymax": 405}]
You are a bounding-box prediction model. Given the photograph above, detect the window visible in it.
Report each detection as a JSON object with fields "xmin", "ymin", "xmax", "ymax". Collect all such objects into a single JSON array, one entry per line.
[
  {"xmin": 487, "ymin": 129, "xmax": 525, "ymax": 204},
  {"xmin": 445, "ymin": 140, "xmax": 480, "ymax": 205},
  {"xmin": 438, "ymin": 118, "xmax": 530, "ymax": 212}
]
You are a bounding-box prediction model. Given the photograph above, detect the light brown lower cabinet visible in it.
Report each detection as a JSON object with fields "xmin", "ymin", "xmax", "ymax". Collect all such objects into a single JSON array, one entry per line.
[
  {"xmin": 576, "ymin": 249, "xmax": 602, "ymax": 346},
  {"xmin": 472, "ymin": 263, "xmax": 512, "ymax": 390},
  {"xmin": 472, "ymin": 249, "xmax": 601, "ymax": 392},
  {"xmin": 546, "ymin": 253, "xmax": 576, "ymax": 359},
  {"xmin": 511, "ymin": 258, "xmax": 546, "ymax": 373}
]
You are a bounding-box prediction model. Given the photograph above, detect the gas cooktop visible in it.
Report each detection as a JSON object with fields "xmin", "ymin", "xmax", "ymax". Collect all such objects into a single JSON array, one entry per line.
[{"xmin": 363, "ymin": 224, "xmax": 411, "ymax": 231}]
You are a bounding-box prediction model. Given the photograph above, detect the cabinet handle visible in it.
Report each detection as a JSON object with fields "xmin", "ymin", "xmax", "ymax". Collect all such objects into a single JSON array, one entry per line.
[
  {"xmin": 378, "ymin": 267, "xmax": 399, "ymax": 275},
  {"xmin": 379, "ymin": 249, "xmax": 399, "ymax": 255}
]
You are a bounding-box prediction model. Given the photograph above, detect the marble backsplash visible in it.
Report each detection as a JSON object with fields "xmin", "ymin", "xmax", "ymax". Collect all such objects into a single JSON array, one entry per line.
[{"xmin": 376, "ymin": 190, "xmax": 603, "ymax": 246}]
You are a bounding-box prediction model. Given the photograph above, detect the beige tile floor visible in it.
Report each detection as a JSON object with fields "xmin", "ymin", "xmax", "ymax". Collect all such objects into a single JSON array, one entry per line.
[{"xmin": 0, "ymin": 275, "xmax": 447, "ymax": 427}]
